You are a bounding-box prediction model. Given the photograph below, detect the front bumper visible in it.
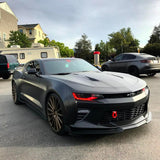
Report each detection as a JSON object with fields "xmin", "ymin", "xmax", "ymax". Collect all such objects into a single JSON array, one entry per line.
[
  {"xmin": 67, "ymin": 90, "xmax": 151, "ymax": 135},
  {"xmin": 69, "ymin": 111, "xmax": 152, "ymax": 135}
]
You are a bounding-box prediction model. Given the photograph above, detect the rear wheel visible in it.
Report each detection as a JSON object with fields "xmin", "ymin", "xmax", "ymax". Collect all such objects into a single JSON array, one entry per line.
[
  {"xmin": 12, "ymin": 82, "xmax": 21, "ymax": 104},
  {"xmin": 46, "ymin": 93, "xmax": 66, "ymax": 135},
  {"xmin": 2, "ymin": 73, "xmax": 11, "ymax": 79},
  {"xmin": 129, "ymin": 67, "xmax": 139, "ymax": 77},
  {"xmin": 147, "ymin": 73, "xmax": 156, "ymax": 77}
]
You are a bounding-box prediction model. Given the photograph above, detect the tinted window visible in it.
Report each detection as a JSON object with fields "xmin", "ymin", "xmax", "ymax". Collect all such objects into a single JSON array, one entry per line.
[
  {"xmin": 0, "ymin": 55, "xmax": 7, "ymax": 63},
  {"xmin": 25, "ymin": 61, "xmax": 35, "ymax": 72},
  {"xmin": 43, "ymin": 59, "xmax": 99, "ymax": 75},
  {"xmin": 6, "ymin": 55, "xmax": 18, "ymax": 63},
  {"xmin": 5, "ymin": 54, "xmax": 18, "ymax": 59},
  {"xmin": 123, "ymin": 54, "xmax": 136, "ymax": 60},
  {"xmin": 114, "ymin": 54, "xmax": 124, "ymax": 61},
  {"xmin": 34, "ymin": 61, "xmax": 41, "ymax": 73}
]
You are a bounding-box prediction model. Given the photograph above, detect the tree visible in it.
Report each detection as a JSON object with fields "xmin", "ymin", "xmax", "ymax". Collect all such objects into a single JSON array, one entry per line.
[
  {"xmin": 143, "ymin": 24, "xmax": 160, "ymax": 56},
  {"xmin": 148, "ymin": 25, "xmax": 160, "ymax": 44},
  {"xmin": 108, "ymin": 28, "xmax": 139, "ymax": 54},
  {"xmin": 74, "ymin": 34, "xmax": 92, "ymax": 61},
  {"xmin": 38, "ymin": 37, "xmax": 50, "ymax": 47},
  {"xmin": 8, "ymin": 31, "xmax": 31, "ymax": 48},
  {"xmin": 143, "ymin": 43, "xmax": 160, "ymax": 56},
  {"xmin": 95, "ymin": 40, "xmax": 115, "ymax": 61},
  {"xmin": 38, "ymin": 38, "xmax": 74, "ymax": 57}
]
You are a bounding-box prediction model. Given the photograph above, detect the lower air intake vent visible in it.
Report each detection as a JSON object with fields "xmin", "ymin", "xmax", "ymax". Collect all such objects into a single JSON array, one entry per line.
[{"xmin": 100, "ymin": 103, "xmax": 146, "ymax": 124}]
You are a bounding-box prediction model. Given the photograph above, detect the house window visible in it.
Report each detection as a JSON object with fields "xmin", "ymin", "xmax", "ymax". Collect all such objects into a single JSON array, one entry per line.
[
  {"xmin": 39, "ymin": 31, "xmax": 41, "ymax": 37},
  {"xmin": 19, "ymin": 29, "xmax": 23, "ymax": 33},
  {"xmin": 3, "ymin": 33, "xmax": 6, "ymax": 41},
  {"xmin": 41, "ymin": 52, "xmax": 48, "ymax": 58},
  {"xmin": 29, "ymin": 29, "xmax": 32, "ymax": 35},
  {"xmin": 20, "ymin": 53, "xmax": 25, "ymax": 59}
]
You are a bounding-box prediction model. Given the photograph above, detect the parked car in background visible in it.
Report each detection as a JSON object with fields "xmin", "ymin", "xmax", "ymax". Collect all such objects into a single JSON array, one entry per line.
[
  {"xmin": 12, "ymin": 58, "xmax": 151, "ymax": 135},
  {"xmin": 0, "ymin": 54, "xmax": 19, "ymax": 79},
  {"xmin": 101, "ymin": 53, "xmax": 160, "ymax": 77}
]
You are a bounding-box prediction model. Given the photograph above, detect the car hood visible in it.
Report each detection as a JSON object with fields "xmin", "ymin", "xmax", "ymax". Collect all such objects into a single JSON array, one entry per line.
[{"xmin": 47, "ymin": 71, "xmax": 146, "ymax": 94}]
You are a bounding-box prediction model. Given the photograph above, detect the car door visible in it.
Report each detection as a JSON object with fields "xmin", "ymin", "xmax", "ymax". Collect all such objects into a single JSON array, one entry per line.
[
  {"xmin": 20, "ymin": 60, "xmax": 46, "ymax": 109},
  {"xmin": 109, "ymin": 54, "xmax": 125, "ymax": 72}
]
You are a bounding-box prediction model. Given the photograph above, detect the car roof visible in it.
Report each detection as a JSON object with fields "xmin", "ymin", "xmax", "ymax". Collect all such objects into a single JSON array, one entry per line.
[{"xmin": 122, "ymin": 52, "xmax": 155, "ymax": 58}]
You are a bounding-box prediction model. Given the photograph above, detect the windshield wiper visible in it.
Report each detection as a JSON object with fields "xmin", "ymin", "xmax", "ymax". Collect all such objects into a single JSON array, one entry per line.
[{"xmin": 52, "ymin": 72, "xmax": 71, "ymax": 75}]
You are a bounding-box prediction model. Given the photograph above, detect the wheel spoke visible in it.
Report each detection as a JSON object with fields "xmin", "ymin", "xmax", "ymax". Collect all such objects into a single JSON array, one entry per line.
[{"xmin": 47, "ymin": 95, "xmax": 63, "ymax": 133}]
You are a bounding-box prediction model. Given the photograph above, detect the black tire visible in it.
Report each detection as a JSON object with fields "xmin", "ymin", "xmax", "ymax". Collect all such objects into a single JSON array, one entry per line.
[
  {"xmin": 46, "ymin": 93, "xmax": 66, "ymax": 135},
  {"xmin": 2, "ymin": 73, "xmax": 11, "ymax": 79},
  {"xmin": 128, "ymin": 67, "xmax": 139, "ymax": 77},
  {"xmin": 147, "ymin": 73, "xmax": 156, "ymax": 77},
  {"xmin": 12, "ymin": 82, "xmax": 21, "ymax": 104},
  {"xmin": 102, "ymin": 65, "xmax": 109, "ymax": 71}
]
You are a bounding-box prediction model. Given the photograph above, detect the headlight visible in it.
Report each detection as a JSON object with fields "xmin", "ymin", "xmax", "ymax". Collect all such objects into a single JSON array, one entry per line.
[
  {"xmin": 72, "ymin": 93, "xmax": 103, "ymax": 101},
  {"xmin": 142, "ymin": 86, "xmax": 149, "ymax": 95}
]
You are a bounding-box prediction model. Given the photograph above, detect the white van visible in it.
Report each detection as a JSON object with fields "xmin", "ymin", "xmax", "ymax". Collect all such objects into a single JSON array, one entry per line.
[{"xmin": 0, "ymin": 46, "xmax": 60, "ymax": 65}]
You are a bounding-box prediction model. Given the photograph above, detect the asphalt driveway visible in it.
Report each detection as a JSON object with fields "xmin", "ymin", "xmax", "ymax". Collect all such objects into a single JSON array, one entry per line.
[{"xmin": 0, "ymin": 74, "xmax": 160, "ymax": 160}]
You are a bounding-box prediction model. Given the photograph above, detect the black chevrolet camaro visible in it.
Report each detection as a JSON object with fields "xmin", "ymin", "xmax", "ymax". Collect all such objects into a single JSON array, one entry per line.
[{"xmin": 12, "ymin": 58, "xmax": 152, "ymax": 135}]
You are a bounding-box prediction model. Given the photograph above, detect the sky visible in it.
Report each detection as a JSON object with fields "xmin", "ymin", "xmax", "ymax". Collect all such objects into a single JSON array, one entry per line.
[{"xmin": 4, "ymin": 0, "xmax": 160, "ymax": 49}]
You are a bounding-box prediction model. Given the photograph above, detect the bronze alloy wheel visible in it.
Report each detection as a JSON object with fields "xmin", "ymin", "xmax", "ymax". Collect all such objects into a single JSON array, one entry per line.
[
  {"xmin": 12, "ymin": 82, "xmax": 21, "ymax": 104},
  {"xmin": 47, "ymin": 93, "xmax": 65, "ymax": 135}
]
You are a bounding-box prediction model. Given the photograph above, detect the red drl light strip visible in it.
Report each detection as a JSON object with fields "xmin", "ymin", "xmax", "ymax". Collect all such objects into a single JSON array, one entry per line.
[{"xmin": 72, "ymin": 93, "xmax": 98, "ymax": 101}]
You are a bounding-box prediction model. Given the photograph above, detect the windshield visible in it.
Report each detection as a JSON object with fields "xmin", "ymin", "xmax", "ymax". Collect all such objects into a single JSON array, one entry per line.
[{"xmin": 43, "ymin": 58, "xmax": 99, "ymax": 75}]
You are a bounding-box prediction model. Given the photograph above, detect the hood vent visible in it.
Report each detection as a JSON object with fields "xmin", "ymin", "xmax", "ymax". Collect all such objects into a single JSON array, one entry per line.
[{"xmin": 86, "ymin": 76, "xmax": 99, "ymax": 81}]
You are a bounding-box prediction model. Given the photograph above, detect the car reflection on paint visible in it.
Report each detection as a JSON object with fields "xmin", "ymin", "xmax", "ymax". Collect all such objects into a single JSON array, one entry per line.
[{"xmin": 12, "ymin": 58, "xmax": 151, "ymax": 135}]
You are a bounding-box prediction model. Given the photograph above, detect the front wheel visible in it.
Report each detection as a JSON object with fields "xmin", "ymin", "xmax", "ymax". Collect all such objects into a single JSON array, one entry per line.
[
  {"xmin": 12, "ymin": 82, "xmax": 21, "ymax": 104},
  {"xmin": 46, "ymin": 93, "xmax": 66, "ymax": 135},
  {"xmin": 128, "ymin": 67, "xmax": 139, "ymax": 77}
]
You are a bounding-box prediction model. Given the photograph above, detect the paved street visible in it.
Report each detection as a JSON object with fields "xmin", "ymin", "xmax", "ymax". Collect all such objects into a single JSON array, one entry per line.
[{"xmin": 0, "ymin": 74, "xmax": 160, "ymax": 160}]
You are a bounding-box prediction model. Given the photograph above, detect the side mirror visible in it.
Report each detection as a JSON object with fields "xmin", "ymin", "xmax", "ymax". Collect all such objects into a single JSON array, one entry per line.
[{"xmin": 28, "ymin": 68, "xmax": 37, "ymax": 74}]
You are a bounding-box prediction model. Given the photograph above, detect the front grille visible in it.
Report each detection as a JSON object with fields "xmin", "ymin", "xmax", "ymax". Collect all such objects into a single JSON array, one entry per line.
[
  {"xmin": 100, "ymin": 103, "xmax": 146, "ymax": 124},
  {"xmin": 102, "ymin": 89, "xmax": 143, "ymax": 98}
]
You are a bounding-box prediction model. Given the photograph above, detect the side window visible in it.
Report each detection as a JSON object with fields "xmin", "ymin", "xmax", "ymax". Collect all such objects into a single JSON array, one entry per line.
[
  {"xmin": 3, "ymin": 33, "xmax": 6, "ymax": 41},
  {"xmin": 5, "ymin": 54, "xmax": 18, "ymax": 59},
  {"xmin": 20, "ymin": 53, "xmax": 25, "ymax": 59},
  {"xmin": 41, "ymin": 52, "xmax": 48, "ymax": 58},
  {"xmin": 25, "ymin": 61, "xmax": 34, "ymax": 72},
  {"xmin": 0, "ymin": 55, "xmax": 7, "ymax": 63},
  {"xmin": 6, "ymin": 55, "xmax": 18, "ymax": 63},
  {"xmin": 19, "ymin": 29, "xmax": 23, "ymax": 33},
  {"xmin": 123, "ymin": 54, "xmax": 136, "ymax": 60},
  {"xmin": 114, "ymin": 54, "xmax": 124, "ymax": 61},
  {"xmin": 29, "ymin": 29, "xmax": 32, "ymax": 35},
  {"xmin": 34, "ymin": 61, "xmax": 41, "ymax": 73}
]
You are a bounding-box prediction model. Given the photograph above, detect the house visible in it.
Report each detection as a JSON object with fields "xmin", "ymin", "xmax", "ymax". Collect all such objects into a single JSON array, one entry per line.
[
  {"xmin": 18, "ymin": 24, "xmax": 47, "ymax": 44},
  {"xmin": 0, "ymin": 45, "xmax": 61, "ymax": 64},
  {"xmin": 0, "ymin": 2, "xmax": 18, "ymax": 48}
]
